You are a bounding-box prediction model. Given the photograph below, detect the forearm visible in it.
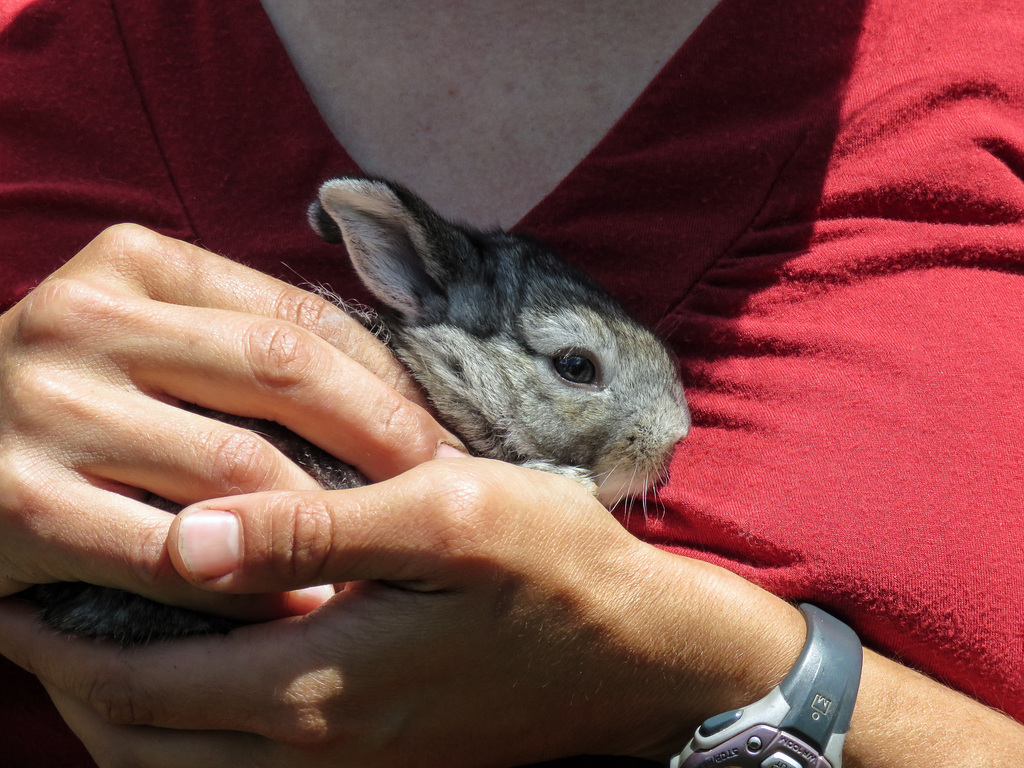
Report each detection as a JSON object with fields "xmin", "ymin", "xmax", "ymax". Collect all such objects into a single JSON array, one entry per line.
[
  {"xmin": 846, "ymin": 649, "xmax": 1022, "ymax": 767},
  {"xmin": 1, "ymin": 460, "xmax": 1018, "ymax": 768},
  {"xmin": 629, "ymin": 550, "xmax": 1024, "ymax": 766}
]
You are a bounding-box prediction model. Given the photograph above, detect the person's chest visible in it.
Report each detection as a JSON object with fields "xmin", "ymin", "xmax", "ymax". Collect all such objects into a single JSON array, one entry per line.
[{"xmin": 258, "ymin": 0, "xmax": 720, "ymax": 226}]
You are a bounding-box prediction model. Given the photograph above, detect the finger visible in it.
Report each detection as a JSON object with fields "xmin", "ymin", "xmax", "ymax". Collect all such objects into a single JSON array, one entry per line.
[
  {"xmin": 56, "ymin": 223, "xmax": 423, "ymax": 404},
  {"xmin": 0, "ymin": 597, "xmax": 339, "ymax": 740},
  {"xmin": 22, "ymin": 277, "xmax": 457, "ymax": 481},
  {"xmin": 1, "ymin": 459, "xmax": 174, "ymax": 587},
  {"xmin": 122, "ymin": 302, "xmax": 453, "ymax": 482},
  {"xmin": 14, "ymin": 377, "xmax": 323, "ymax": 506},
  {"xmin": 171, "ymin": 462, "xmax": 478, "ymax": 591},
  {"xmin": 44, "ymin": 682, "xmax": 273, "ymax": 768},
  {"xmin": 83, "ymin": 408, "xmax": 325, "ymax": 507},
  {"xmin": 1, "ymin": 362, "xmax": 332, "ymax": 613},
  {"xmin": 168, "ymin": 458, "xmax": 611, "ymax": 592},
  {"xmin": 5, "ymin": 467, "xmax": 326, "ymax": 618}
]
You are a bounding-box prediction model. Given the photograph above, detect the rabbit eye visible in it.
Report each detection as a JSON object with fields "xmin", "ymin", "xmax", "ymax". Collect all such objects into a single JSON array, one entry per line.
[{"xmin": 552, "ymin": 353, "xmax": 598, "ymax": 386}]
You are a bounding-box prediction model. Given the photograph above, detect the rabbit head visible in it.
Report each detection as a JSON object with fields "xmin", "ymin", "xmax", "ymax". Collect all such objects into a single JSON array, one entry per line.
[{"xmin": 309, "ymin": 177, "xmax": 689, "ymax": 506}]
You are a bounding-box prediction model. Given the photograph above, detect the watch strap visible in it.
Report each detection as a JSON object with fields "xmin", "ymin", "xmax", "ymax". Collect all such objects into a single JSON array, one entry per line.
[{"xmin": 778, "ymin": 604, "xmax": 862, "ymax": 760}]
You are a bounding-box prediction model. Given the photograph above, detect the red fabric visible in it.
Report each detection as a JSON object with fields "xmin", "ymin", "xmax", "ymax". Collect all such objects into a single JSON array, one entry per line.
[{"xmin": 2, "ymin": 0, "xmax": 1023, "ymax": 764}]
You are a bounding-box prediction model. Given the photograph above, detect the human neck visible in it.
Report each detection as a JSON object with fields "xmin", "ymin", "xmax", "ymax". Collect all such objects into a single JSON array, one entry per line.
[{"xmin": 260, "ymin": 0, "xmax": 720, "ymax": 225}]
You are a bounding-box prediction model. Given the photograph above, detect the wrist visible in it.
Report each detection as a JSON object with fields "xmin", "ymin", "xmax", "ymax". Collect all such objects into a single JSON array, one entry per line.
[
  {"xmin": 602, "ymin": 547, "xmax": 807, "ymax": 761},
  {"xmin": 669, "ymin": 604, "xmax": 863, "ymax": 768}
]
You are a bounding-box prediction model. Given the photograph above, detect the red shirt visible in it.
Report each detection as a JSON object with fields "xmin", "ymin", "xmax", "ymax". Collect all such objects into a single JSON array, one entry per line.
[{"xmin": 2, "ymin": 0, "xmax": 1022, "ymax": 764}]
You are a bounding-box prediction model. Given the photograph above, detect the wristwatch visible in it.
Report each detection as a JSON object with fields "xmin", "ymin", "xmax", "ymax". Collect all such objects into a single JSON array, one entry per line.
[{"xmin": 669, "ymin": 604, "xmax": 862, "ymax": 768}]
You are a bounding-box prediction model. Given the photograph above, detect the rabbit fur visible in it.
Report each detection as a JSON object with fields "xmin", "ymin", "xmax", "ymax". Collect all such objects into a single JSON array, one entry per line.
[{"xmin": 29, "ymin": 177, "xmax": 690, "ymax": 644}]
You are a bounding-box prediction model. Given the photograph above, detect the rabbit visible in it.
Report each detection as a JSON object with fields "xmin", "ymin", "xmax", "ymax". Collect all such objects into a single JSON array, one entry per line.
[{"xmin": 28, "ymin": 177, "xmax": 690, "ymax": 644}]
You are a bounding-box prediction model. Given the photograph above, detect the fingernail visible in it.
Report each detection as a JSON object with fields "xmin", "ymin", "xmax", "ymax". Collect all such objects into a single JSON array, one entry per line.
[
  {"xmin": 288, "ymin": 585, "xmax": 337, "ymax": 615},
  {"xmin": 434, "ymin": 440, "xmax": 470, "ymax": 459},
  {"xmin": 177, "ymin": 509, "xmax": 241, "ymax": 581}
]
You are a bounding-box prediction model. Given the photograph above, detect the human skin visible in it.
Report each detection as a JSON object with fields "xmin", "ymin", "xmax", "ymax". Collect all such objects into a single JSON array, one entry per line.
[
  {"xmin": 0, "ymin": 228, "xmax": 1021, "ymax": 767},
  {"xmin": 257, "ymin": 0, "xmax": 723, "ymax": 225},
  {"xmin": 0, "ymin": 225, "xmax": 458, "ymax": 621},
  {"xmin": 0, "ymin": 449, "xmax": 1021, "ymax": 767},
  {"xmin": 1, "ymin": 0, "xmax": 1023, "ymax": 762}
]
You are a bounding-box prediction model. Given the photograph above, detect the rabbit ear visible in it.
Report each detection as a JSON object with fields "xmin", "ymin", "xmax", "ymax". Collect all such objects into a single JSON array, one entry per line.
[{"xmin": 309, "ymin": 178, "xmax": 451, "ymax": 320}]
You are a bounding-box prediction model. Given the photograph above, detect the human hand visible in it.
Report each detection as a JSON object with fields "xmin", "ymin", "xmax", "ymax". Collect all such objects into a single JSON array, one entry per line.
[
  {"xmin": 0, "ymin": 224, "xmax": 459, "ymax": 618},
  {"xmin": 0, "ymin": 457, "xmax": 807, "ymax": 767}
]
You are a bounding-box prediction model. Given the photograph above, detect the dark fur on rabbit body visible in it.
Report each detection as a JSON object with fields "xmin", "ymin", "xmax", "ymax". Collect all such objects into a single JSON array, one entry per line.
[{"xmin": 29, "ymin": 177, "xmax": 690, "ymax": 644}]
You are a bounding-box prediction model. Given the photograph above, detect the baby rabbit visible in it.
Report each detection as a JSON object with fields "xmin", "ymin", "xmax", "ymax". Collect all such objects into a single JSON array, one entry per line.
[{"xmin": 29, "ymin": 177, "xmax": 690, "ymax": 643}]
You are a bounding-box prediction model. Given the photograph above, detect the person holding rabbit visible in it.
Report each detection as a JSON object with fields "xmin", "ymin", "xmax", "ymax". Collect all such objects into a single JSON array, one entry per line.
[{"xmin": 0, "ymin": 0, "xmax": 1022, "ymax": 766}]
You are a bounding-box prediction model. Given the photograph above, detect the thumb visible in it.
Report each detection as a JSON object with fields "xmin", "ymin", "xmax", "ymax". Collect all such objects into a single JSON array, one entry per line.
[{"xmin": 167, "ymin": 454, "xmax": 478, "ymax": 594}]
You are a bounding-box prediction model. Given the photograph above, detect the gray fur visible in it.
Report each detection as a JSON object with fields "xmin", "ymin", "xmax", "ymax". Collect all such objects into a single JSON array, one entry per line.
[{"xmin": 29, "ymin": 177, "xmax": 689, "ymax": 644}]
